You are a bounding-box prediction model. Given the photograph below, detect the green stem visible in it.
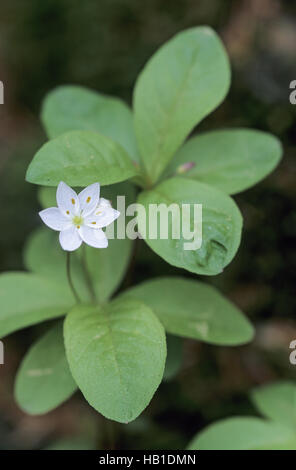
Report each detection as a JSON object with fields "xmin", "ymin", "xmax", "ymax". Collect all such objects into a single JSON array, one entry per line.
[
  {"xmin": 66, "ymin": 252, "xmax": 80, "ymax": 303},
  {"xmin": 81, "ymin": 244, "xmax": 97, "ymax": 303}
]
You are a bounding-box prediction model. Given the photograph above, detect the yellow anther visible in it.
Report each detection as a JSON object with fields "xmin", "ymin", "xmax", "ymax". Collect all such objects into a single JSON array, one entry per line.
[
  {"xmin": 71, "ymin": 198, "xmax": 75, "ymax": 205},
  {"xmin": 73, "ymin": 215, "xmax": 83, "ymax": 226},
  {"xmin": 86, "ymin": 196, "xmax": 91, "ymax": 203}
]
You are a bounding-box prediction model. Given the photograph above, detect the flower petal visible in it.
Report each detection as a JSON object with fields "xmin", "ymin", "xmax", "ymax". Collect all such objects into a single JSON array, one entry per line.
[
  {"xmin": 59, "ymin": 226, "xmax": 82, "ymax": 251},
  {"xmin": 39, "ymin": 207, "xmax": 71, "ymax": 231},
  {"xmin": 78, "ymin": 183, "xmax": 100, "ymax": 217},
  {"xmin": 56, "ymin": 181, "xmax": 80, "ymax": 217},
  {"xmin": 97, "ymin": 197, "xmax": 112, "ymax": 209},
  {"xmin": 79, "ymin": 226, "xmax": 108, "ymax": 248},
  {"xmin": 87, "ymin": 207, "xmax": 120, "ymax": 229}
]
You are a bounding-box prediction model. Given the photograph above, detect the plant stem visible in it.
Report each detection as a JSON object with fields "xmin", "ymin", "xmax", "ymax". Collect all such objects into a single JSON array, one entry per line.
[
  {"xmin": 66, "ymin": 252, "xmax": 80, "ymax": 303},
  {"xmin": 81, "ymin": 244, "xmax": 97, "ymax": 303}
]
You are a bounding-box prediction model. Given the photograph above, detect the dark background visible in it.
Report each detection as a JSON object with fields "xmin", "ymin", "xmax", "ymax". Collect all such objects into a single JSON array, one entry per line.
[{"xmin": 0, "ymin": 0, "xmax": 295, "ymax": 449}]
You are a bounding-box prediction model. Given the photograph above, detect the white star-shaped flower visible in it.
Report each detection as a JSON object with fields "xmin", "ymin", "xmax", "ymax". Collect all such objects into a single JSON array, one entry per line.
[{"xmin": 39, "ymin": 182, "xmax": 120, "ymax": 251}]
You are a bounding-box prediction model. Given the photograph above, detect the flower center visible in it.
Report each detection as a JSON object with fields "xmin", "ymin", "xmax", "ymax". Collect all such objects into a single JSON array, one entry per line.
[{"xmin": 72, "ymin": 215, "xmax": 84, "ymax": 227}]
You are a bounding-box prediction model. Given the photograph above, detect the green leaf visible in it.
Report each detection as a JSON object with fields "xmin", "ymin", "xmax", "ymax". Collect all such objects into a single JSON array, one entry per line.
[
  {"xmin": 26, "ymin": 130, "xmax": 137, "ymax": 187},
  {"xmin": 123, "ymin": 277, "xmax": 254, "ymax": 345},
  {"xmin": 85, "ymin": 240, "xmax": 132, "ymax": 303},
  {"xmin": 133, "ymin": 27, "xmax": 230, "ymax": 183},
  {"xmin": 163, "ymin": 335, "xmax": 183, "ymax": 381},
  {"xmin": 187, "ymin": 417, "xmax": 295, "ymax": 450},
  {"xmin": 41, "ymin": 85, "xmax": 139, "ymax": 161},
  {"xmin": 137, "ymin": 177, "xmax": 242, "ymax": 276},
  {"xmin": 258, "ymin": 437, "xmax": 296, "ymax": 450},
  {"xmin": 251, "ymin": 381, "xmax": 296, "ymax": 431},
  {"xmin": 165, "ymin": 129, "xmax": 283, "ymax": 194},
  {"xmin": 38, "ymin": 186, "xmax": 56, "ymax": 209},
  {"xmin": 64, "ymin": 298, "xmax": 166, "ymax": 423},
  {"xmin": 15, "ymin": 322, "xmax": 77, "ymax": 415},
  {"xmin": 45, "ymin": 436, "xmax": 97, "ymax": 450},
  {"xmin": 0, "ymin": 273, "xmax": 74, "ymax": 338}
]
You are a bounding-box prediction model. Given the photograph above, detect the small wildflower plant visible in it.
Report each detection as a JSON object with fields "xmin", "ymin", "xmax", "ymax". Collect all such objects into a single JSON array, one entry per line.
[{"xmin": 0, "ymin": 28, "xmax": 282, "ymax": 427}]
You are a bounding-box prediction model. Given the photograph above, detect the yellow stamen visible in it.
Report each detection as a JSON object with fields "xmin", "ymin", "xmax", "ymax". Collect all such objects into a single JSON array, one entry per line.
[
  {"xmin": 71, "ymin": 198, "xmax": 75, "ymax": 205},
  {"xmin": 91, "ymin": 222, "xmax": 96, "ymax": 224},
  {"xmin": 66, "ymin": 210, "xmax": 70, "ymax": 214},
  {"xmin": 86, "ymin": 196, "xmax": 91, "ymax": 203},
  {"xmin": 72, "ymin": 215, "xmax": 83, "ymax": 227}
]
